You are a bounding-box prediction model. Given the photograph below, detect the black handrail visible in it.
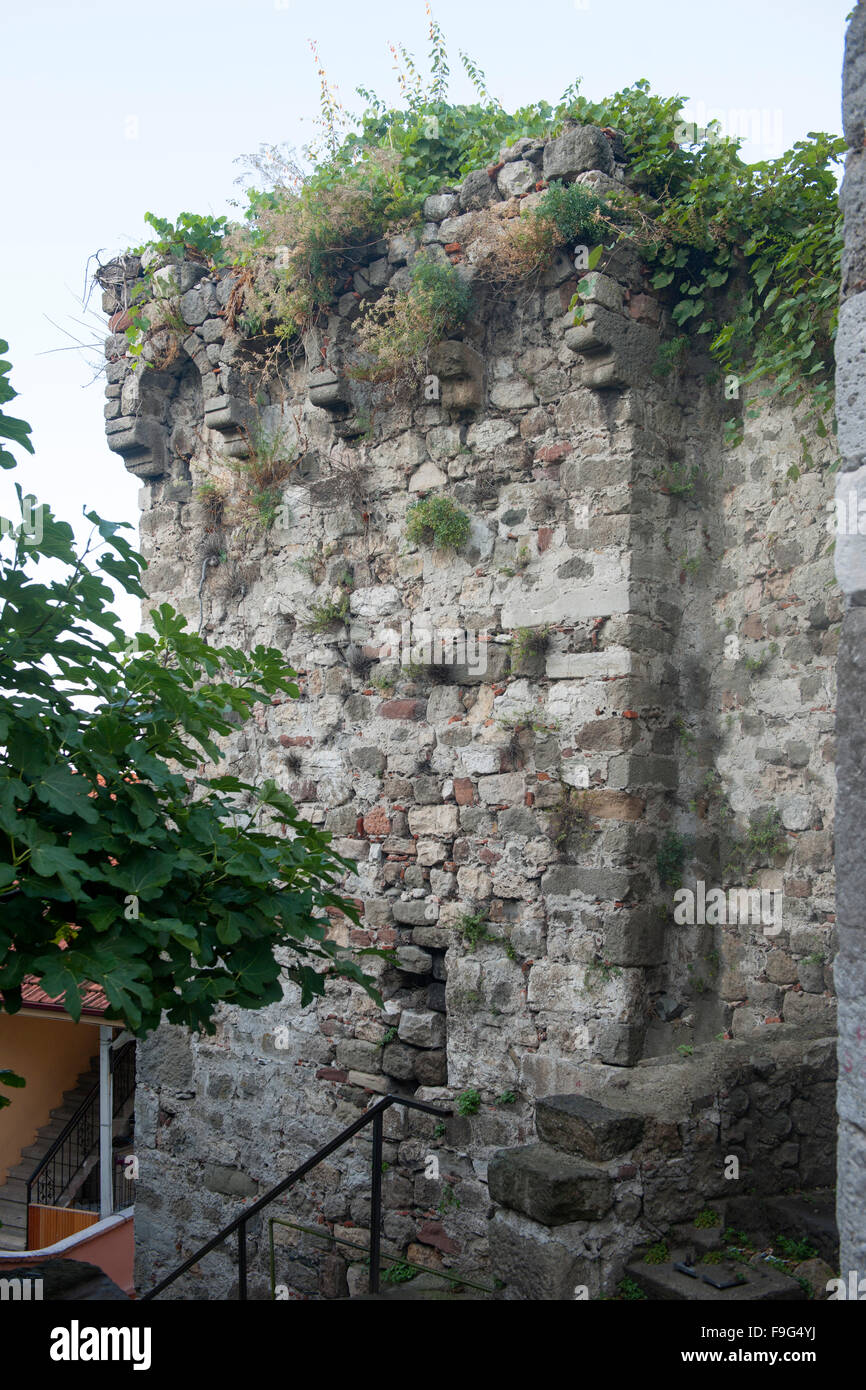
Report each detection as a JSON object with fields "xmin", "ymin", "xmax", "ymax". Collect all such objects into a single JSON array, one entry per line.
[
  {"xmin": 141, "ymin": 1093, "xmax": 451, "ymax": 1301},
  {"xmin": 26, "ymin": 1039, "xmax": 136, "ymax": 1211}
]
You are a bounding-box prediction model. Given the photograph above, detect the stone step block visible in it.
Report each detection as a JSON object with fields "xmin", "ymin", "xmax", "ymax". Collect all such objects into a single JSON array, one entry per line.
[
  {"xmin": 625, "ymin": 1258, "xmax": 806, "ymax": 1301},
  {"xmin": 488, "ymin": 1143, "xmax": 612, "ymax": 1226},
  {"xmin": 535, "ymin": 1094, "xmax": 645, "ymax": 1161}
]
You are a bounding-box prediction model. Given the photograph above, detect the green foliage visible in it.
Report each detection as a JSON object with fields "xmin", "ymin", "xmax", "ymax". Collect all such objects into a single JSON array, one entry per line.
[
  {"xmin": 0, "ymin": 343, "xmax": 375, "ymax": 1035},
  {"xmin": 458, "ymin": 911, "xmax": 518, "ymax": 963},
  {"xmin": 726, "ymin": 808, "xmax": 789, "ymax": 875},
  {"xmin": 510, "ymin": 626, "xmax": 550, "ymax": 671},
  {"xmin": 456, "ymin": 1087, "xmax": 481, "ymax": 1116},
  {"xmin": 723, "ymin": 1228, "xmax": 753, "ymax": 1249},
  {"xmin": 644, "ymin": 1241, "xmax": 669, "ymax": 1265},
  {"xmin": 677, "ymin": 1044, "xmax": 695, "ymax": 1058},
  {"xmin": 657, "ymin": 830, "xmax": 691, "ymax": 888},
  {"xmin": 437, "ymin": 1181, "xmax": 461, "ymax": 1215},
  {"xmin": 584, "ymin": 957, "xmax": 622, "ymax": 990},
  {"xmin": 0, "ymin": 343, "xmax": 34, "ymax": 472},
  {"xmin": 125, "ymin": 8, "xmax": 843, "ymax": 417},
  {"xmin": 775, "ymin": 1234, "xmax": 818, "ymax": 1262},
  {"xmin": 655, "ymin": 458, "xmax": 700, "ymax": 500},
  {"xmin": 381, "ymin": 1259, "xmax": 418, "ymax": 1285},
  {"xmin": 354, "ymin": 256, "xmax": 471, "ymax": 383},
  {"xmin": 616, "ymin": 1276, "xmax": 647, "ymax": 1300},
  {"xmin": 0, "ymin": 1067, "xmax": 25, "ymax": 1113},
  {"xmin": 743, "ymin": 641, "xmax": 779, "ymax": 674},
  {"xmin": 653, "ymin": 335, "xmax": 689, "ymax": 378},
  {"xmin": 229, "ymin": 423, "xmax": 297, "ymax": 531},
  {"xmin": 433, "ymin": 1119, "xmax": 446, "ymax": 1138},
  {"xmin": 534, "ymin": 180, "xmax": 608, "ymax": 243},
  {"xmin": 135, "ymin": 211, "xmax": 229, "ymax": 267},
  {"xmin": 406, "ymin": 495, "xmax": 471, "ymax": 551},
  {"xmin": 495, "ymin": 1090, "xmax": 517, "ymax": 1106},
  {"xmin": 458, "ymin": 911, "xmax": 488, "ymax": 949},
  {"xmin": 694, "ymin": 1208, "xmax": 721, "ymax": 1229}
]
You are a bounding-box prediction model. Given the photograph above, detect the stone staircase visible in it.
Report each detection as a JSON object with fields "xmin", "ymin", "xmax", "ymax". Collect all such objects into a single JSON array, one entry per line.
[
  {"xmin": 487, "ymin": 1092, "xmax": 832, "ymax": 1301},
  {"xmin": 0, "ymin": 1057, "xmax": 100, "ymax": 1252}
]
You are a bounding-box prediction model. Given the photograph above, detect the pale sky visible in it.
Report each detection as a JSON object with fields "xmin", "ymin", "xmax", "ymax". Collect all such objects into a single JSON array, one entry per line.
[{"xmin": 2, "ymin": 0, "xmax": 853, "ymax": 631}]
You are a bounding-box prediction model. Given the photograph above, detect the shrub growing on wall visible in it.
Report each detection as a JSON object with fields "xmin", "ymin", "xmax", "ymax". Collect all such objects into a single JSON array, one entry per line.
[{"xmin": 406, "ymin": 495, "xmax": 471, "ymax": 550}]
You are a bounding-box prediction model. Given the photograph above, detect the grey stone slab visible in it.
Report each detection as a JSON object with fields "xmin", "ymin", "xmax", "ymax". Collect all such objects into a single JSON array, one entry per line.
[
  {"xmin": 535, "ymin": 1094, "xmax": 645, "ymax": 1161},
  {"xmin": 488, "ymin": 1143, "xmax": 612, "ymax": 1225}
]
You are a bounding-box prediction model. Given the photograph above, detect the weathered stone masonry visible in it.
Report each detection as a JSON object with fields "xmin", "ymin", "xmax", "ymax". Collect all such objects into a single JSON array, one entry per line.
[{"xmin": 100, "ymin": 120, "xmax": 839, "ymax": 1298}]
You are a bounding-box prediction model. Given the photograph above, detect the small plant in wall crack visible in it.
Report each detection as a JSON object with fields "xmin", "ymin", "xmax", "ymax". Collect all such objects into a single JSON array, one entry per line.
[
  {"xmin": 549, "ymin": 785, "xmax": 594, "ymax": 853},
  {"xmin": 437, "ymin": 1181, "xmax": 462, "ymax": 1215},
  {"xmin": 458, "ymin": 911, "xmax": 519, "ymax": 963},
  {"xmin": 656, "ymin": 830, "xmax": 692, "ymax": 890},
  {"xmin": 584, "ymin": 956, "xmax": 622, "ymax": 991},
  {"xmin": 406, "ymin": 495, "xmax": 471, "ymax": 552},
  {"xmin": 456, "ymin": 1088, "xmax": 481, "ymax": 1117},
  {"xmin": 510, "ymin": 625, "xmax": 551, "ymax": 671},
  {"xmin": 724, "ymin": 808, "xmax": 789, "ymax": 877},
  {"xmin": 308, "ymin": 570, "xmax": 354, "ymax": 632}
]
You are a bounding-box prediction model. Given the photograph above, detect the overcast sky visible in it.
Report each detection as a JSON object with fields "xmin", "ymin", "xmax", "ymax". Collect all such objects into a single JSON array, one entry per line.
[{"xmin": 2, "ymin": 0, "xmax": 853, "ymax": 631}]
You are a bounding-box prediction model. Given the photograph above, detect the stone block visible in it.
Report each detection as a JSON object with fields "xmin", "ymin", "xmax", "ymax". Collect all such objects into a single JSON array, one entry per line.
[
  {"xmin": 335, "ymin": 1038, "xmax": 383, "ymax": 1073},
  {"xmin": 542, "ymin": 126, "xmax": 614, "ymax": 181},
  {"xmin": 535, "ymin": 1095, "xmax": 645, "ymax": 1161},
  {"xmin": 395, "ymin": 945, "xmax": 434, "ymax": 975},
  {"xmin": 595, "ymin": 1023, "xmax": 644, "ymax": 1066},
  {"xmin": 392, "ymin": 899, "xmax": 439, "ymax": 926},
  {"xmin": 398, "ymin": 1010, "xmax": 446, "ymax": 1048},
  {"xmin": 408, "ymin": 805, "xmax": 459, "ymax": 837},
  {"xmin": 603, "ymin": 910, "xmax": 663, "ymax": 965},
  {"xmin": 487, "ymin": 1143, "xmax": 612, "ymax": 1225},
  {"xmin": 382, "ymin": 1042, "xmax": 416, "ymax": 1081},
  {"xmin": 413, "ymin": 1049, "xmax": 447, "ymax": 1086},
  {"xmin": 497, "ymin": 159, "xmax": 536, "ymax": 197},
  {"xmin": 488, "ymin": 1208, "xmax": 598, "ymax": 1300},
  {"xmin": 540, "ymin": 865, "xmax": 633, "ymax": 901},
  {"xmin": 202, "ymin": 1163, "xmax": 257, "ymax": 1198},
  {"xmin": 459, "ymin": 168, "xmax": 500, "ymax": 211}
]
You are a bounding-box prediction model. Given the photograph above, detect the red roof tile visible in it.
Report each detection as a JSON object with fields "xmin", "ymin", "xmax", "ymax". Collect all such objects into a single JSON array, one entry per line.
[{"xmin": 19, "ymin": 976, "xmax": 109, "ymax": 1018}]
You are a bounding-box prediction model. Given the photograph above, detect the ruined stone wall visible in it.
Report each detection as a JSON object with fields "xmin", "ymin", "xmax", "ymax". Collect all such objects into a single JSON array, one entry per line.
[{"xmin": 101, "ymin": 125, "xmax": 839, "ymax": 1298}]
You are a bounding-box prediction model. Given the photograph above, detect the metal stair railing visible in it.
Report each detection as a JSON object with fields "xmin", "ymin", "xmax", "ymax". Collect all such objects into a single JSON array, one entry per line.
[
  {"xmin": 141, "ymin": 1093, "xmax": 451, "ymax": 1301},
  {"xmin": 26, "ymin": 1039, "xmax": 136, "ymax": 1213}
]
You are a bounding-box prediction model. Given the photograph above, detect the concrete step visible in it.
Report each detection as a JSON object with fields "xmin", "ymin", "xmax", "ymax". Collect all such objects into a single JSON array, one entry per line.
[
  {"xmin": 0, "ymin": 1229, "xmax": 27, "ymax": 1252},
  {"xmin": 0, "ymin": 1198, "xmax": 26, "ymax": 1231}
]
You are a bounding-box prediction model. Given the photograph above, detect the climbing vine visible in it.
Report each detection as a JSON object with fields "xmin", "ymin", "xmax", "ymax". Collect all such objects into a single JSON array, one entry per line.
[{"xmin": 127, "ymin": 11, "xmax": 843, "ymax": 416}]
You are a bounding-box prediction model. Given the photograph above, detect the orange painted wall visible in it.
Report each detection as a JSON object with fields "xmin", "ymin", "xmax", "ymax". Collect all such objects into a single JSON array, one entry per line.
[
  {"xmin": 0, "ymin": 1212, "xmax": 135, "ymax": 1296},
  {"xmin": 0, "ymin": 1014, "xmax": 99, "ymax": 1183}
]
